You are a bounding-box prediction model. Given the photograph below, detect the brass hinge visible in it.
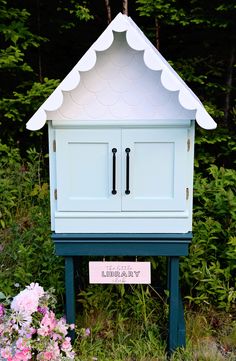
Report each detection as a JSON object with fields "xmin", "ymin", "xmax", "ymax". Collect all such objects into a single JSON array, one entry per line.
[
  {"xmin": 54, "ymin": 189, "xmax": 57, "ymax": 200},
  {"xmin": 186, "ymin": 187, "xmax": 189, "ymax": 200},
  {"xmin": 53, "ymin": 140, "xmax": 56, "ymax": 152},
  {"xmin": 187, "ymin": 139, "xmax": 190, "ymax": 152}
]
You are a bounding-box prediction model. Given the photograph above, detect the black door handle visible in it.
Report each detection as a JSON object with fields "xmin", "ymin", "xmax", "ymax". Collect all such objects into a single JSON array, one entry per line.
[
  {"xmin": 125, "ymin": 148, "xmax": 130, "ymax": 194},
  {"xmin": 112, "ymin": 148, "xmax": 117, "ymax": 195}
]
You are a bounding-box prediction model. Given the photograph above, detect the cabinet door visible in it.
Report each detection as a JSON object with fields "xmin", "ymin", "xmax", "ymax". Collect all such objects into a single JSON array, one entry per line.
[
  {"xmin": 56, "ymin": 129, "xmax": 121, "ymax": 211},
  {"xmin": 122, "ymin": 129, "xmax": 187, "ymax": 211}
]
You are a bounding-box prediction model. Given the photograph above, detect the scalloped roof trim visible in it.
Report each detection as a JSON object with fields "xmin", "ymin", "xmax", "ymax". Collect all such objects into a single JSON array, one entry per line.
[{"xmin": 26, "ymin": 13, "xmax": 217, "ymax": 131}]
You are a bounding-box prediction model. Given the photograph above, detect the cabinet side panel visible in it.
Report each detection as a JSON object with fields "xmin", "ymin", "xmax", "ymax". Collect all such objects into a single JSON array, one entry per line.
[
  {"xmin": 187, "ymin": 121, "xmax": 195, "ymax": 231},
  {"xmin": 48, "ymin": 121, "xmax": 56, "ymax": 231}
]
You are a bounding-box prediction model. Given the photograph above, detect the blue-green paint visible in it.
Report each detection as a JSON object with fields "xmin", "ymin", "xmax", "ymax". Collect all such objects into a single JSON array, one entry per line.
[
  {"xmin": 168, "ymin": 257, "xmax": 180, "ymax": 352},
  {"xmin": 52, "ymin": 232, "xmax": 192, "ymax": 352},
  {"xmin": 52, "ymin": 233, "xmax": 192, "ymax": 257},
  {"xmin": 65, "ymin": 257, "xmax": 75, "ymax": 340}
]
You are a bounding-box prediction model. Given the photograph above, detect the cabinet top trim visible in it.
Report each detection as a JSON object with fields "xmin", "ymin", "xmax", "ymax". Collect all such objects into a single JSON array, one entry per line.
[{"xmin": 51, "ymin": 119, "xmax": 192, "ymax": 129}]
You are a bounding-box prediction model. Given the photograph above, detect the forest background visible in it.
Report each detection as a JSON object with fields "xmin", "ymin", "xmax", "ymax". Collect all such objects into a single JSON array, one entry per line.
[{"xmin": 0, "ymin": 0, "xmax": 236, "ymax": 357}]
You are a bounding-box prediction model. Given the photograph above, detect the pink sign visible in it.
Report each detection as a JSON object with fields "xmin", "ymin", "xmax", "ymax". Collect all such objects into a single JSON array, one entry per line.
[{"xmin": 89, "ymin": 261, "xmax": 151, "ymax": 284}]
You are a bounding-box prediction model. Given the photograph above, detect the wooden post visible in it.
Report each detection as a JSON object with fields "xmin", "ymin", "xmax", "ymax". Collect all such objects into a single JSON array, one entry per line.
[
  {"xmin": 168, "ymin": 256, "xmax": 179, "ymax": 352},
  {"xmin": 65, "ymin": 257, "xmax": 75, "ymax": 339},
  {"xmin": 178, "ymin": 290, "xmax": 186, "ymax": 348}
]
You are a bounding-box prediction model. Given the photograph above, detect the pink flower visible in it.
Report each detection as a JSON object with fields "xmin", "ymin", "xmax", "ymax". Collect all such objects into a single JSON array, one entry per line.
[
  {"xmin": 85, "ymin": 328, "xmax": 90, "ymax": 336},
  {"xmin": 41, "ymin": 351, "xmax": 54, "ymax": 360},
  {"xmin": 66, "ymin": 351, "xmax": 75, "ymax": 359},
  {"xmin": 26, "ymin": 283, "xmax": 44, "ymax": 298},
  {"xmin": 0, "ymin": 322, "xmax": 5, "ymax": 335},
  {"xmin": 1, "ymin": 346, "xmax": 12, "ymax": 358},
  {"xmin": 11, "ymin": 283, "xmax": 45, "ymax": 317},
  {"xmin": 61, "ymin": 337, "xmax": 72, "ymax": 352},
  {"xmin": 38, "ymin": 311, "xmax": 57, "ymax": 336},
  {"xmin": 0, "ymin": 284, "xmax": 75, "ymax": 360},
  {"xmin": 50, "ymin": 341, "xmax": 60, "ymax": 358},
  {"xmin": 55, "ymin": 318, "xmax": 68, "ymax": 336},
  {"xmin": 37, "ymin": 306, "xmax": 48, "ymax": 315},
  {"xmin": 37, "ymin": 341, "xmax": 60, "ymax": 360},
  {"xmin": 0, "ymin": 303, "xmax": 5, "ymax": 317},
  {"xmin": 11, "ymin": 289, "xmax": 39, "ymax": 316},
  {"xmin": 16, "ymin": 337, "xmax": 26, "ymax": 350},
  {"xmin": 13, "ymin": 348, "xmax": 31, "ymax": 361}
]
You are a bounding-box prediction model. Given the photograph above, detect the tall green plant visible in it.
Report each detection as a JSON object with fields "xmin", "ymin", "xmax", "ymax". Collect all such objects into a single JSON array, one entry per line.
[
  {"xmin": 0, "ymin": 144, "xmax": 64, "ymax": 301},
  {"xmin": 181, "ymin": 165, "xmax": 236, "ymax": 311}
]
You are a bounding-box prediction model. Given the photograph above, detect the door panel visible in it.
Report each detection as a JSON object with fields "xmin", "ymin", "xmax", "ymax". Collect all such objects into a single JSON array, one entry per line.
[
  {"xmin": 55, "ymin": 127, "xmax": 187, "ymax": 213},
  {"xmin": 122, "ymin": 129, "xmax": 187, "ymax": 211},
  {"xmin": 56, "ymin": 129, "xmax": 121, "ymax": 211}
]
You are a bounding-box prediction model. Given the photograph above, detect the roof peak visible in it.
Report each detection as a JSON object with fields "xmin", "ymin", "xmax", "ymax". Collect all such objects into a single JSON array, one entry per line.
[{"xmin": 26, "ymin": 13, "xmax": 216, "ymax": 131}]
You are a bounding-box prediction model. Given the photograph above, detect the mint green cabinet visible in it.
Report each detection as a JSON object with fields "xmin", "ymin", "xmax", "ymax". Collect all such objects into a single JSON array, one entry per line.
[{"xmin": 53, "ymin": 125, "xmax": 191, "ymax": 233}]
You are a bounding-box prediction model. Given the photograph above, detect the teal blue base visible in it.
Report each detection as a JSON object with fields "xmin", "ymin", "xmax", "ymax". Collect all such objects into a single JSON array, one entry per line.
[{"xmin": 52, "ymin": 232, "xmax": 192, "ymax": 353}]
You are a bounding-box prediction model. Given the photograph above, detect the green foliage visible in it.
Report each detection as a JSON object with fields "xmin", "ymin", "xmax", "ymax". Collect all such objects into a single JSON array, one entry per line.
[
  {"xmin": 0, "ymin": 142, "xmax": 21, "ymax": 228},
  {"xmin": 57, "ymin": 0, "xmax": 94, "ymax": 29},
  {"xmin": 0, "ymin": 208, "xmax": 64, "ymax": 301},
  {"xmin": 194, "ymin": 128, "xmax": 236, "ymax": 169},
  {"xmin": 74, "ymin": 293, "xmax": 236, "ymax": 360},
  {"xmin": 0, "ymin": 45, "xmax": 32, "ymax": 71},
  {"xmin": 137, "ymin": 0, "xmax": 236, "ymax": 29},
  {"xmin": 0, "ymin": 78, "xmax": 60, "ymax": 127},
  {"xmin": 0, "ymin": 143, "xmax": 48, "ymax": 228},
  {"xmin": 0, "ymin": 0, "xmax": 45, "ymax": 69},
  {"xmin": 0, "ymin": 144, "xmax": 64, "ymax": 301},
  {"xmin": 79, "ymin": 284, "xmax": 166, "ymax": 331},
  {"xmin": 137, "ymin": 0, "xmax": 188, "ymax": 26},
  {"xmin": 75, "ymin": 332, "xmax": 167, "ymax": 361},
  {"xmin": 137, "ymin": 0, "xmax": 235, "ymax": 134},
  {"xmin": 75, "ymin": 284, "xmax": 167, "ymax": 360},
  {"xmin": 181, "ymin": 165, "xmax": 236, "ymax": 311}
]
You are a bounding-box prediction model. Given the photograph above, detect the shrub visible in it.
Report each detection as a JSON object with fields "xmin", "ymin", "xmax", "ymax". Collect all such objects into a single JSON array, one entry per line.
[
  {"xmin": 181, "ymin": 165, "xmax": 236, "ymax": 310},
  {"xmin": 0, "ymin": 143, "xmax": 64, "ymax": 301}
]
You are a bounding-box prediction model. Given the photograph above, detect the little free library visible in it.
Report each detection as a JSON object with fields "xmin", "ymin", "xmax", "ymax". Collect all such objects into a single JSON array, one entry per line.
[{"xmin": 26, "ymin": 13, "xmax": 216, "ymax": 352}]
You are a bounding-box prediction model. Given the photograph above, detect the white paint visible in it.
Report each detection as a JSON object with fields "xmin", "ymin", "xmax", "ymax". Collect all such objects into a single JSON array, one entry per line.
[
  {"xmin": 55, "ymin": 128, "xmax": 188, "ymax": 213},
  {"xmin": 51, "ymin": 119, "xmax": 191, "ymax": 128},
  {"xmin": 89, "ymin": 261, "xmax": 151, "ymax": 284},
  {"xmin": 121, "ymin": 128, "xmax": 187, "ymax": 211},
  {"xmin": 29, "ymin": 13, "xmax": 208, "ymax": 235},
  {"xmin": 54, "ymin": 215, "xmax": 191, "ymax": 233},
  {"xmin": 26, "ymin": 14, "xmax": 216, "ymax": 131},
  {"xmin": 48, "ymin": 121, "xmax": 56, "ymax": 231},
  {"xmin": 47, "ymin": 120, "xmax": 195, "ymax": 233},
  {"xmin": 56, "ymin": 129, "xmax": 121, "ymax": 211}
]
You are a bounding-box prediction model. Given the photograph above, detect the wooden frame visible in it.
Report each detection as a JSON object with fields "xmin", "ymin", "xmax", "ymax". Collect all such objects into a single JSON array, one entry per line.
[{"xmin": 52, "ymin": 232, "xmax": 192, "ymax": 352}]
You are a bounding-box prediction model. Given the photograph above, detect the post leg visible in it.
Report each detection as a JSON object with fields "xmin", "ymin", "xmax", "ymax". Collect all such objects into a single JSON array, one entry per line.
[
  {"xmin": 65, "ymin": 257, "xmax": 75, "ymax": 339},
  {"xmin": 168, "ymin": 256, "xmax": 179, "ymax": 353},
  {"xmin": 178, "ymin": 290, "xmax": 186, "ymax": 348}
]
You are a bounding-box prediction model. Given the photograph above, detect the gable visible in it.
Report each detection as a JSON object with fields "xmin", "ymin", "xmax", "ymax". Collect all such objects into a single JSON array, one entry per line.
[
  {"xmin": 47, "ymin": 31, "xmax": 196, "ymax": 122},
  {"xmin": 26, "ymin": 13, "xmax": 216, "ymax": 130}
]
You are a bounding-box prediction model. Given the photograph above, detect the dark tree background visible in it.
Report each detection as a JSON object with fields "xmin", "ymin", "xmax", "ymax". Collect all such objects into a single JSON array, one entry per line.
[{"xmin": 0, "ymin": 0, "xmax": 235, "ymax": 164}]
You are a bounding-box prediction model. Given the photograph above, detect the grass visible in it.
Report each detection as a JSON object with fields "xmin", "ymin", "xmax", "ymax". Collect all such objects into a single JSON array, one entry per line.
[
  {"xmin": 73, "ymin": 313, "xmax": 236, "ymax": 361},
  {"xmin": 72, "ymin": 286, "xmax": 236, "ymax": 361}
]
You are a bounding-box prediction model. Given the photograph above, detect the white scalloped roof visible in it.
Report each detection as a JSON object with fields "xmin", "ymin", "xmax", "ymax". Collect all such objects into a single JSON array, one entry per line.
[{"xmin": 26, "ymin": 13, "xmax": 216, "ymax": 130}]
